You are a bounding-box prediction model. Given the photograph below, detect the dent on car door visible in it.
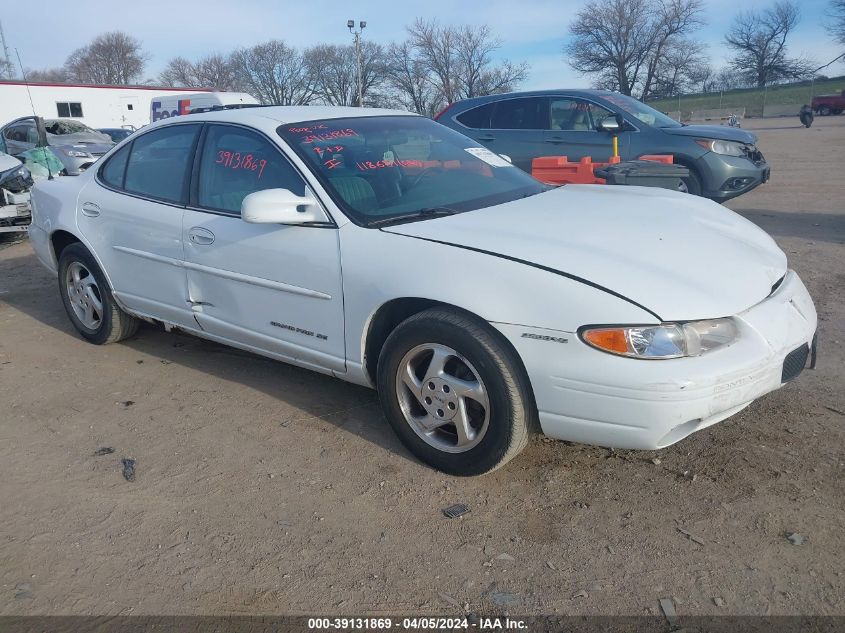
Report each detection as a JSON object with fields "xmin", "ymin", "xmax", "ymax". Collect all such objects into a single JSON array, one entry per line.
[
  {"xmin": 77, "ymin": 123, "xmax": 201, "ymax": 327},
  {"xmin": 182, "ymin": 124, "xmax": 346, "ymax": 373},
  {"xmin": 544, "ymin": 98, "xmax": 623, "ymax": 161}
]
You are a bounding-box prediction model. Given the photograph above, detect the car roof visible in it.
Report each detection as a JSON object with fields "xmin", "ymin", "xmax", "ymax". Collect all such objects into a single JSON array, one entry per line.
[
  {"xmin": 446, "ymin": 89, "xmax": 620, "ymax": 110},
  {"xmin": 176, "ymin": 105, "xmax": 418, "ymax": 125}
]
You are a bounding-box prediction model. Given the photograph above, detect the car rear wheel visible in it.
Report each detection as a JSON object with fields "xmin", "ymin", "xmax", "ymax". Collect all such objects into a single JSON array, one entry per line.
[
  {"xmin": 58, "ymin": 243, "xmax": 139, "ymax": 344},
  {"xmin": 377, "ymin": 307, "xmax": 533, "ymax": 476}
]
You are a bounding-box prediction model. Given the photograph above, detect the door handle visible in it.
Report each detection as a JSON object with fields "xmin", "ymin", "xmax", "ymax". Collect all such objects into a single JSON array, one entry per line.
[
  {"xmin": 188, "ymin": 227, "xmax": 215, "ymax": 245},
  {"xmin": 477, "ymin": 135, "xmax": 496, "ymax": 142},
  {"xmin": 81, "ymin": 202, "xmax": 101, "ymax": 217},
  {"xmin": 545, "ymin": 138, "xmax": 567, "ymax": 144}
]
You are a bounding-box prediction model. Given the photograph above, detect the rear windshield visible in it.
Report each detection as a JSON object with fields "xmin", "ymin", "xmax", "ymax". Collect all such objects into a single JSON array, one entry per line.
[{"xmin": 278, "ymin": 115, "xmax": 545, "ymax": 226}]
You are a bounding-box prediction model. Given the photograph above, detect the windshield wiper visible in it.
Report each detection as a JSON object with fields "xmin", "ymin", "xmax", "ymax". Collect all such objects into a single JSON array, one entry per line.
[{"xmin": 366, "ymin": 207, "xmax": 458, "ymax": 228}]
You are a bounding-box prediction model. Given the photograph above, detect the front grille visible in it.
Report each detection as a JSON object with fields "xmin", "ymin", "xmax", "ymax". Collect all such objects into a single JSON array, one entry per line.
[{"xmin": 782, "ymin": 344, "xmax": 810, "ymax": 383}]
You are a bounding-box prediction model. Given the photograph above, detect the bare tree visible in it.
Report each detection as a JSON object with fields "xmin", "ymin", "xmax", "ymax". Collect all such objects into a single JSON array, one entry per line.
[
  {"xmin": 230, "ymin": 40, "xmax": 315, "ymax": 105},
  {"xmin": 649, "ymin": 40, "xmax": 710, "ymax": 97},
  {"xmin": 159, "ymin": 57, "xmax": 196, "ymax": 87},
  {"xmin": 452, "ymin": 24, "xmax": 528, "ymax": 98},
  {"xmin": 64, "ymin": 31, "xmax": 148, "ymax": 85},
  {"xmin": 307, "ymin": 42, "xmax": 387, "ymax": 106},
  {"xmin": 826, "ymin": 0, "xmax": 845, "ymax": 47},
  {"xmin": 397, "ymin": 19, "xmax": 527, "ymax": 111},
  {"xmin": 25, "ymin": 68, "xmax": 70, "ymax": 83},
  {"xmin": 159, "ymin": 54, "xmax": 236, "ymax": 90},
  {"xmin": 383, "ymin": 41, "xmax": 442, "ymax": 116},
  {"xmin": 724, "ymin": 1, "xmax": 813, "ymax": 87},
  {"xmin": 565, "ymin": 0, "xmax": 705, "ymax": 98}
]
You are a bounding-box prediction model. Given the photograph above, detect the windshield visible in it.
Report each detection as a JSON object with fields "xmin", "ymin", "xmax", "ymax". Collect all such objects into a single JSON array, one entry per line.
[
  {"xmin": 45, "ymin": 120, "xmax": 99, "ymax": 136},
  {"xmin": 278, "ymin": 116, "xmax": 545, "ymax": 226},
  {"xmin": 601, "ymin": 94, "xmax": 682, "ymax": 128}
]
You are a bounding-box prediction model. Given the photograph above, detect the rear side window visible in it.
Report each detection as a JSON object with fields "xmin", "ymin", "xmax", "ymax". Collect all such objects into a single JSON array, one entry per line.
[
  {"xmin": 100, "ymin": 144, "xmax": 130, "ymax": 189},
  {"xmin": 124, "ymin": 124, "xmax": 200, "ymax": 204},
  {"xmin": 490, "ymin": 98, "xmax": 548, "ymax": 130},
  {"xmin": 455, "ymin": 103, "xmax": 495, "ymax": 129},
  {"xmin": 196, "ymin": 124, "xmax": 305, "ymax": 215}
]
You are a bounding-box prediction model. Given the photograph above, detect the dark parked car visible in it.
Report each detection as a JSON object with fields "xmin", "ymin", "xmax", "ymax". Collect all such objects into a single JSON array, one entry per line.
[
  {"xmin": 1, "ymin": 117, "xmax": 113, "ymax": 175},
  {"xmin": 436, "ymin": 90, "xmax": 770, "ymax": 202},
  {"xmin": 97, "ymin": 127, "xmax": 135, "ymax": 143}
]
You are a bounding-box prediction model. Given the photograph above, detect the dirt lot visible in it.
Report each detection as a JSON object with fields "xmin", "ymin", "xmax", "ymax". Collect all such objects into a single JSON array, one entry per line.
[{"xmin": 1, "ymin": 116, "xmax": 843, "ymax": 618}]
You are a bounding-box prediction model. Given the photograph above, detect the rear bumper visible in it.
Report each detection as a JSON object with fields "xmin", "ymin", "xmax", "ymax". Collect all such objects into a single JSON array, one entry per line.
[
  {"xmin": 494, "ymin": 270, "xmax": 817, "ymax": 450},
  {"xmin": 698, "ymin": 152, "xmax": 770, "ymax": 202}
]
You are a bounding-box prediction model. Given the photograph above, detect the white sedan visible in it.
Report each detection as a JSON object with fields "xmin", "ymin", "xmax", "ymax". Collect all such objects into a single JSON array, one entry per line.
[{"xmin": 29, "ymin": 106, "xmax": 817, "ymax": 475}]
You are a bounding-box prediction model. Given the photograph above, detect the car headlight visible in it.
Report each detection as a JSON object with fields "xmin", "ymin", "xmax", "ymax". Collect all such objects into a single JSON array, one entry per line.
[
  {"xmin": 695, "ymin": 138, "xmax": 746, "ymax": 157},
  {"xmin": 579, "ymin": 318, "xmax": 739, "ymax": 359},
  {"xmin": 0, "ymin": 164, "xmax": 31, "ymax": 185},
  {"xmin": 64, "ymin": 149, "xmax": 91, "ymax": 158}
]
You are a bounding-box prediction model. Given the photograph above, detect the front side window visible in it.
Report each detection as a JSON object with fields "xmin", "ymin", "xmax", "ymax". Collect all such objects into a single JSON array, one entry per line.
[
  {"xmin": 196, "ymin": 125, "xmax": 305, "ymax": 215},
  {"xmin": 279, "ymin": 116, "xmax": 545, "ymax": 226},
  {"xmin": 550, "ymin": 98, "xmax": 615, "ymax": 131},
  {"xmin": 124, "ymin": 124, "xmax": 200, "ymax": 204},
  {"xmin": 490, "ymin": 97, "xmax": 548, "ymax": 130}
]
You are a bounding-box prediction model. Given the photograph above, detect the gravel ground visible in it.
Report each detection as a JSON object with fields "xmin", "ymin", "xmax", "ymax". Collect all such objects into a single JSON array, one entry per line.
[{"xmin": 0, "ymin": 116, "xmax": 843, "ymax": 617}]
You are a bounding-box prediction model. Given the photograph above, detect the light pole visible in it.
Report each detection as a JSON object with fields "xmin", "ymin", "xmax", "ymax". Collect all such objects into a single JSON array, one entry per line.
[{"xmin": 347, "ymin": 19, "xmax": 366, "ymax": 107}]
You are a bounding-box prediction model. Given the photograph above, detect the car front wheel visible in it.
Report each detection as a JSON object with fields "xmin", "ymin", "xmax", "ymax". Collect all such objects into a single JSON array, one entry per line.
[
  {"xmin": 377, "ymin": 307, "xmax": 533, "ymax": 476},
  {"xmin": 58, "ymin": 243, "xmax": 139, "ymax": 344}
]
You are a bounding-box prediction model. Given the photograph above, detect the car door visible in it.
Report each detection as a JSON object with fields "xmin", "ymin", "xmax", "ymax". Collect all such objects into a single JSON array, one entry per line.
[
  {"xmin": 458, "ymin": 97, "xmax": 549, "ymax": 172},
  {"xmin": 76, "ymin": 123, "xmax": 201, "ymax": 327},
  {"xmin": 181, "ymin": 123, "xmax": 346, "ymax": 373},
  {"xmin": 544, "ymin": 97, "xmax": 629, "ymax": 161},
  {"xmin": 3, "ymin": 122, "xmax": 35, "ymax": 156}
]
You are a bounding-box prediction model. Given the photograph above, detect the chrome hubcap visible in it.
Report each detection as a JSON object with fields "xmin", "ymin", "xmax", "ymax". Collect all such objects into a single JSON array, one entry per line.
[
  {"xmin": 65, "ymin": 261, "xmax": 103, "ymax": 330},
  {"xmin": 395, "ymin": 343, "xmax": 490, "ymax": 453}
]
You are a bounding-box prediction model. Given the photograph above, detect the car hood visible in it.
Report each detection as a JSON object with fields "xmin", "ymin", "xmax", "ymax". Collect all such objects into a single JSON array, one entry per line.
[
  {"xmin": 48, "ymin": 132, "xmax": 114, "ymax": 153},
  {"xmin": 0, "ymin": 152, "xmax": 22, "ymax": 173},
  {"xmin": 383, "ymin": 185, "xmax": 786, "ymax": 322},
  {"xmin": 660, "ymin": 124, "xmax": 757, "ymax": 144}
]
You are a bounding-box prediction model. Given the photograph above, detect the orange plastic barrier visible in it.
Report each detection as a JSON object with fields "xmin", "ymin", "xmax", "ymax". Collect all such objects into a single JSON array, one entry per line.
[{"xmin": 532, "ymin": 154, "xmax": 673, "ymax": 185}]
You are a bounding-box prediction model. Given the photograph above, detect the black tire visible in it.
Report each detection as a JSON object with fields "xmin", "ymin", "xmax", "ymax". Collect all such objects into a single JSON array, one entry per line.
[
  {"xmin": 680, "ymin": 167, "xmax": 703, "ymax": 197},
  {"xmin": 819, "ymin": 105, "xmax": 831, "ymax": 116},
  {"xmin": 58, "ymin": 243, "xmax": 139, "ymax": 345},
  {"xmin": 377, "ymin": 307, "xmax": 534, "ymax": 476}
]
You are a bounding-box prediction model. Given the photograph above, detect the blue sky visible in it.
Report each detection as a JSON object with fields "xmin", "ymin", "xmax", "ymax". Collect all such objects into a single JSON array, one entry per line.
[{"xmin": 2, "ymin": 0, "xmax": 843, "ymax": 88}]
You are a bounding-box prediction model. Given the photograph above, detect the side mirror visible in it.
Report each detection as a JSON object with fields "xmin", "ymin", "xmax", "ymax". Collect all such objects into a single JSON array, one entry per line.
[
  {"xmin": 241, "ymin": 188, "xmax": 329, "ymax": 225},
  {"xmin": 597, "ymin": 115, "xmax": 623, "ymax": 133}
]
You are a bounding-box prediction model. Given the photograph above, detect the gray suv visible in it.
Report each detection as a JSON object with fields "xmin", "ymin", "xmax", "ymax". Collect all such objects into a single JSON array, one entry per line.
[
  {"xmin": 436, "ymin": 90, "xmax": 770, "ymax": 202},
  {"xmin": 1, "ymin": 117, "xmax": 113, "ymax": 176}
]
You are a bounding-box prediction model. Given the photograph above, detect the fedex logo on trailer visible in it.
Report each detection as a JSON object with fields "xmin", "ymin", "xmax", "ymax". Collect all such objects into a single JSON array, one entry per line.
[{"xmin": 151, "ymin": 99, "xmax": 192, "ymax": 122}]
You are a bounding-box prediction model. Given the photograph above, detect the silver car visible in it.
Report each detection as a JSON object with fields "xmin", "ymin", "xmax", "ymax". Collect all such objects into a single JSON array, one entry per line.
[{"xmin": 1, "ymin": 117, "xmax": 114, "ymax": 175}]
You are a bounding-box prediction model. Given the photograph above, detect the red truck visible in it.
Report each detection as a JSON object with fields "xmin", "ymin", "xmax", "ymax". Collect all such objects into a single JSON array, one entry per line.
[{"xmin": 811, "ymin": 90, "xmax": 845, "ymax": 116}]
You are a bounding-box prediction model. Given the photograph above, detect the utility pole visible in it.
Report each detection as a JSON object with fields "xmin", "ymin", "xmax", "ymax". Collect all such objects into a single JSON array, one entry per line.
[
  {"xmin": 0, "ymin": 20, "xmax": 13, "ymax": 80},
  {"xmin": 347, "ymin": 19, "xmax": 366, "ymax": 107}
]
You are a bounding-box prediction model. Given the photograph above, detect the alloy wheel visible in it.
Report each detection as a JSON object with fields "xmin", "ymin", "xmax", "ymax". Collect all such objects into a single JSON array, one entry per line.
[{"xmin": 395, "ymin": 343, "xmax": 490, "ymax": 453}]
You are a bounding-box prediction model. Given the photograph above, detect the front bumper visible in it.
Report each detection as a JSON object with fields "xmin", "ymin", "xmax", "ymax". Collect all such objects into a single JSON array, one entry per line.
[
  {"xmin": 698, "ymin": 151, "xmax": 770, "ymax": 202},
  {"xmin": 494, "ymin": 270, "xmax": 816, "ymax": 450}
]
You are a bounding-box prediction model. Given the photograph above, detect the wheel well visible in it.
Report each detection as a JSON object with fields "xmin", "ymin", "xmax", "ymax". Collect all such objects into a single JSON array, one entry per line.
[
  {"xmin": 50, "ymin": 230, "xmax": 81, "ymax": 264},
  {"xmin": 364, "ymin": 298, "xmax": 441, "ymax": 384},
  {"xmin": 364, "ymin": 298, "xmax": 541, "ymax": 434}
]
